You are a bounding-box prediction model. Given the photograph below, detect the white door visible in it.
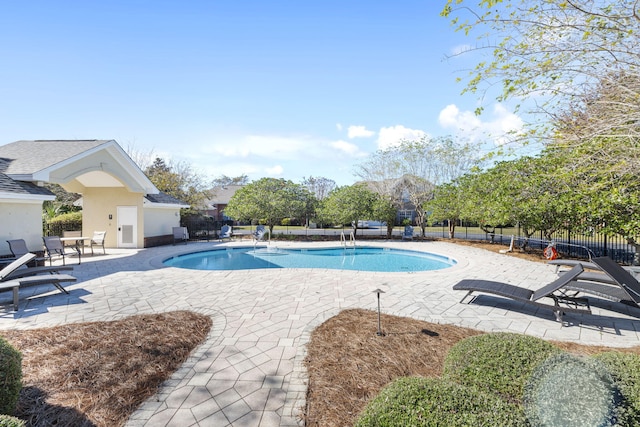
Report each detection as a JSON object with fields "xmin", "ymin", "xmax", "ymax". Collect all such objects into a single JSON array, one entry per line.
[{"xmin": 117, "ymin": 206, "xmax": 137, "ymax": 248}]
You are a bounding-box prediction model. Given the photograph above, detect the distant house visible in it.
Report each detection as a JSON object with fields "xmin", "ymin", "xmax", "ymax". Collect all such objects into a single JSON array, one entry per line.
[
  {"xmin": 203, "ymin": 184, "xmax": 243, "ymax": 223},
  {"xmin": 360, "ymin": 176, "xmax": 422, "ymax": 225},
  {"xmin": 0, "ymin": 139, "xmax": 188, "ymax": 255}
]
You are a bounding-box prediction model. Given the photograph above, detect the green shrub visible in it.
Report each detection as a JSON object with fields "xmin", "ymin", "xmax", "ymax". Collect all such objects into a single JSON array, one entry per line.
[
  {"xmin": 47, "ymin": 211, "xmax": 82, "ymax": 225},
  {"xmin": 354, "ymin": 376, "xmax": 527, "ymax": 427},
  {"xmin": 0, "ymin": 415, "xmax": 25, "ymax": 427},
  {"xmin": 442, "ymin": 332, "xmax": 560, "ymax": 403},
  {"xmin": 524, "ymin": 352, "xmax": 623, "ymax": 427},
  {"xmin": 0, "ymin": 337, "xmax": 22, "ymax": 415},
  {"xmin": 595, "ymin": 351, "xmax": 640, "ymax": 426}
]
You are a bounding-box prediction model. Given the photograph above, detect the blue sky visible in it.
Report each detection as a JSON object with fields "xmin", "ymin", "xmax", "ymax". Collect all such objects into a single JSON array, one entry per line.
[{"xmin": 1, "ymin": 1, "xmax": 525, "ymax": 186}]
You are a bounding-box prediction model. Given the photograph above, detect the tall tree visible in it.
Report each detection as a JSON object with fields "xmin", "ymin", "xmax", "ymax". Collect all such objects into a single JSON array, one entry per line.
[
  {"xmin": 318, "ymin": 184, "xmax": 378, "ymax": 236},
  {"xmin": 224, "ymin": 178, "xmax": 315, "ymax": 234},
  {"xmin": 144, "ymin": 157, "xmax": 212, "ymax": 209},
  {"xmin": 424, "ymin": 182, "xmax": 464, "ymax": 239},
  {"xmin": 212, "ymin": 174, "xmax": 249, "ymax": 187},
  {"xmin": 301, "ymin": 176, "xmax": 336, "ymax": 200},
  {"xmin": 442, "ymin": 0, "xmax": 640, "ymax": 146}
]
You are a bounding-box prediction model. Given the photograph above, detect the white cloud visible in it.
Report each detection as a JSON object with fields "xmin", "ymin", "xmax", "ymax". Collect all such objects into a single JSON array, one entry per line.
[
  {"xmin": 377, "ymin": 125, "xmax": 426, "ymax": 150},
  {"xmin": 330, "ymin": 139, "xmax": 365, "ymax": 156},
  {"xmin": 347, "ymin": 125, "xmax": 374, "ymax": 139},
  {"xmin": 438, "ymin": 104, "xmax": 481, "ymax": 129},
  {"xmin": 438, "ymin": 103, "xmax": 524, "ymax": 145},
  {"xmin": 189, "ymin": 130, "xmax": 370, "ymax": 186},
  {"xmin": 265, "ymin": 164, "xmax": 284, "ymax": 176},
  {"xmin": 336, "ymin": 123, "xmax": 343, "ymax": 131}
]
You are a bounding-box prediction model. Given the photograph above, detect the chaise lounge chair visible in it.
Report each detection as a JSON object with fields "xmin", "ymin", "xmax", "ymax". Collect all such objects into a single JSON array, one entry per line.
[
  {"xmin": 453, "ymin": 264, "xmax": 590, "ymax": 322},
  {"xmin": 219, "ymin": 225, "xmax": 233, "ymax": 241},
  {"xmin": 0, "ymin": 253, "xmax": 76, "ymax": 311},
  {"xmin": 43, "ymin": 236, "xmax": 81, "ymax": 265},
  {"xmin": 584, "ymin": 257, "xmax": 640, "ymax": 305},
  {"xmin": 549, "ymin": 257, "xmax": 640, "ymax": 308}
]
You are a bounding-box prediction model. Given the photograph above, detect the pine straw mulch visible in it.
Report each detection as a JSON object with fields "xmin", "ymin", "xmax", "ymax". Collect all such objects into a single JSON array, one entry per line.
[
  {"xmin": 1, "ymin": 311, "xmax": 212, "ymax": 427},
  {"xmin": 303, "ymin": 308, "xmax": 640, "ymax": 427}
]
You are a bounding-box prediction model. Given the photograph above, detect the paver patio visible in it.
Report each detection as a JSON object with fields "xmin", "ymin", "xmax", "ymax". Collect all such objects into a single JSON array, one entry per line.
[{"xmin": 1, "ymin": 240, "xmax": 639, "ymax": 426}]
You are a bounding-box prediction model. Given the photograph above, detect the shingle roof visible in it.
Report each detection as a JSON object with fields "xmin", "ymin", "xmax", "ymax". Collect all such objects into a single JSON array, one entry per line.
[
  {"xmin": 0, "ymin": 140, "xmax": 110, "ymax": 175},
  {"xmin": 207, "ymin": 185, "xmax": 244, "ymax": 205},
  {"xmin": 145, "ymin": 192, "xmax": 189, "ymax": 206},
  {"xmin": 0, "ymin": 171, "xmax": 55, "ymax": 197}
]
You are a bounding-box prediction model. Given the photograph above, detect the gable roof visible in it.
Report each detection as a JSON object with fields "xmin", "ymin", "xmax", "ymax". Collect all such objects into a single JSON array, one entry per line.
[
  {"xmin": 0, "ymin": 171, "xmax": 55, "ymax": 201},
  {"xmin": 207, "ymin": 185, "xmax": 244, "ymax": 205},
  {"xmin": 0, "ymin": 140, "xmax": 157, "ymax": 194},
  {"xmin": 0, "ymin": 140, "xmax": 107, "ymax": 175}
]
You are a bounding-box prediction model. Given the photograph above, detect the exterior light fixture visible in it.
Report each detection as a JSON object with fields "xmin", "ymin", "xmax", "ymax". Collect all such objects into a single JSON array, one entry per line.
[{"xmin": 373, "ymin": 288, "xmax": 386, "ymax": 336}]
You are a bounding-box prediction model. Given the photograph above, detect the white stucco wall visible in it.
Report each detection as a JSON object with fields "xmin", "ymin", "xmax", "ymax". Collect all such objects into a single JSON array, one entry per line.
[
  {"xmin": 0, "ymin": 200, "xmax": 46, "ymax": 256},
  {"xmin": 144, "ymin": 206, "xmax": 181, "ymax": 237}
]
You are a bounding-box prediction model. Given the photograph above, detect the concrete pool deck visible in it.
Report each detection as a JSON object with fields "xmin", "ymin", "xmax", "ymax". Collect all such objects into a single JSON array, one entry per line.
[{"xmin": 1, "ymin": 240, "xmax": 640, "ymax": 426}]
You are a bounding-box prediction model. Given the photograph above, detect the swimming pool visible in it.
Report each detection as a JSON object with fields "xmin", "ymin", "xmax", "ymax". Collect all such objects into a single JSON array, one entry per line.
[{"xmin": 163, "ymin": 246, "xmax": 456, "ymax": 272}]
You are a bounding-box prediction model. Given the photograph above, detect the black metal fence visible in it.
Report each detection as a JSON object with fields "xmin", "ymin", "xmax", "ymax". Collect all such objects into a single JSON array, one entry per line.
[
  {"xmin": 428, "ymin": 223, "xmax": 637, "ymax": 265},
  {"xmin": 181, "ymin": 217, "xmax": 233, "ymax": 241},
  {"xmin": 43, "ymin": 220, "xmax": 82, "ymax": 237}
]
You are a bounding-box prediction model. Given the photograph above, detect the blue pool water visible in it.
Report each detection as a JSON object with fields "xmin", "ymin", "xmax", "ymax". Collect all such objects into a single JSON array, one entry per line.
[{"xmin": 163, "ymin": 246, "xmax": 456, "ymax": 272}]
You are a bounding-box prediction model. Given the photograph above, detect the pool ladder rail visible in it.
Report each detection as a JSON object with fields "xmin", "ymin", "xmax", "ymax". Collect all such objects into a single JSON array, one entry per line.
[{"xmin": 340, "ymin": 231, "xmax": 356, "ymax": 248}]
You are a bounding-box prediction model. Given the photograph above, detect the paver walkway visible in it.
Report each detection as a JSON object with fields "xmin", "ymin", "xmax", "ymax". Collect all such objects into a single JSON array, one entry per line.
[{"xmin": 1, "ymin": 240, "xmax": 639, "ymax": 426}]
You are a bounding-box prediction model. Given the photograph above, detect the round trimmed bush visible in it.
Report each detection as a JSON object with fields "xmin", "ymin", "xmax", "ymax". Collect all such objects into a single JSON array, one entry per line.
[
  {"xmin": 0, "ymin": 415, "xmax": 25, "ymax": 427},
  {"xmin": 354, "ymin": 376, "xmax": 527, "ymax": 427},
  {"xmin": 0, "ymin": 337, "xmax": 22, "ymax": 415},
  {"xmin": 524, "ymin": 352, "xmax": 622, "ymax": 427},
  {"xmin": 595, "ymin": 351, "xmax": 640, "ymax": 425},
  {"xmin": 442, "ymin": 332, "xmax": 560, "ymax": 403}
]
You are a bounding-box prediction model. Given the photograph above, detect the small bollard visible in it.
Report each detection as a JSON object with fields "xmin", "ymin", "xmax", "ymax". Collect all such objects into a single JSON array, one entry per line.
[{"xmin": 373, "ymin": 288, "xmax": 386, "ymax": 336}]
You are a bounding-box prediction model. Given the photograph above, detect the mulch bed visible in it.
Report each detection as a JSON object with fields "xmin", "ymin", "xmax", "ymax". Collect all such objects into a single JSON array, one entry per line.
[{"xmin": 1, "ymin": 311, "xmax": 211, "ymax": 427}]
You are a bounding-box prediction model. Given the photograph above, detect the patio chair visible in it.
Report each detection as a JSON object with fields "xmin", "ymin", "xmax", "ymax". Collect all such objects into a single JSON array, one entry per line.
[
  {"xmin": 43, "ymin": 236, "xmax": 81, "ymax": 265},
  {"xmin": 253, "ymin": 225, "xmax": 269, "ymax": 243},
  {"xmin": 453, "ymin": 264, "xmax": 590, "ymax": 322},
  {"xmin": 7, "ymin": 239, "xmax": 46, "ymax": 266},
  {"xmin": 219, "ymin": 225, "xmax": 233, "ymax": 241},
  {"xmin": 173, "ymin": 227, "xmax": 189, "ymax": 245},
  {"xmin": 402, "ymin": 226, "xmax": 414, "ymax": 241},
  {"xmin": 89, "ymin": 231, "xmax": 107, "ymax": 255}
]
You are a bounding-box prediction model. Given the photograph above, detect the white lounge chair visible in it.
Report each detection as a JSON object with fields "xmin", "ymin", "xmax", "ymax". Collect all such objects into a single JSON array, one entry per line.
[{"xmin": 219, "ymin": 225, "xmax": 233, "ymax": 241}]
